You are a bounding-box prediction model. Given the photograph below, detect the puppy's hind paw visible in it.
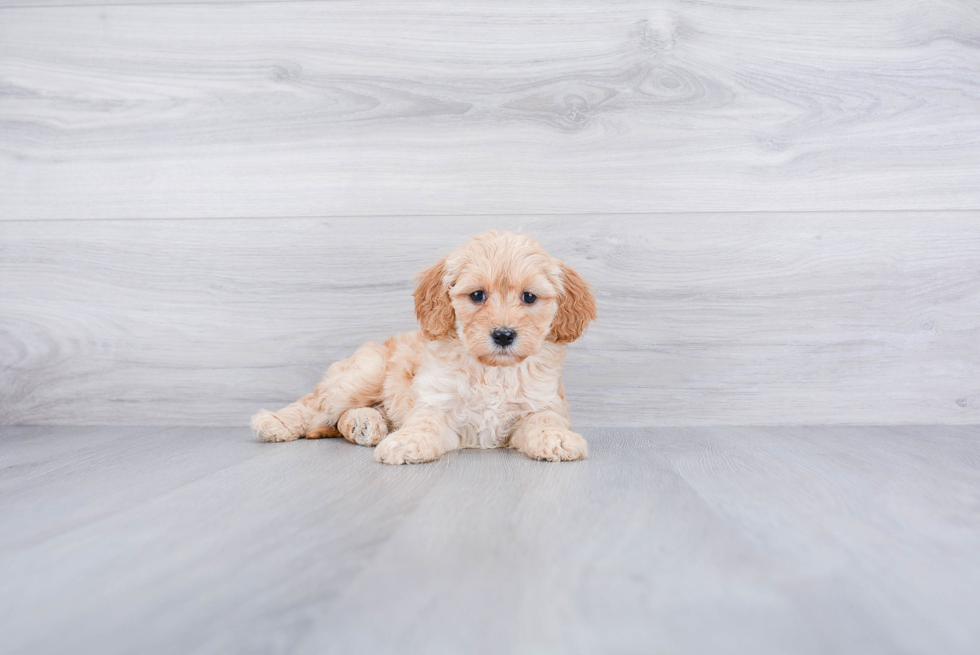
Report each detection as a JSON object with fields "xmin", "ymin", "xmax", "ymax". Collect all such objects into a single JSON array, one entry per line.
[
  {"xmin": 251, "ymin": 410, "xmax": 301, "ymax": 443},
  {"xmin": 338, "ymin": 407, "xmax": 389, "ymax": 446}
]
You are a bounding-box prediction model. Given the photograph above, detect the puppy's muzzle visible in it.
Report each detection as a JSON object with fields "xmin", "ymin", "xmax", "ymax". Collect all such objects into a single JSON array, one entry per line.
[{"xmin": 491, "ymin": 327, "xmax": 517, "ymax": 347}]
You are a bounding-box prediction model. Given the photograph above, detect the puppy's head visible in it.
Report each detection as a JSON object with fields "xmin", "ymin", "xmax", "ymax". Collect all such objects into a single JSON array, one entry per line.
[{"xmin": 414, "ymin": 231, "xmax": 596, "ymax": 366}]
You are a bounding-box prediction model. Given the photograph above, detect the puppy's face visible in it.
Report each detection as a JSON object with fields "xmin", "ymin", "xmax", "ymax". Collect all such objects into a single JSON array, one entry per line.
[
  {"xmin": 414, "ymin": 231, "xmax": 597, "ymax": 366},
  {"xmin": 450, "ymin": 261, "xmax": 560, "ymax": 367}
]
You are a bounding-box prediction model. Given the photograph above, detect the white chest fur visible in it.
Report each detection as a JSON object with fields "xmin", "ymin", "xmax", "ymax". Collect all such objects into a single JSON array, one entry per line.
[{"xmin": 413, "ymin": 341, "xmax": 566, "ymax": 449}]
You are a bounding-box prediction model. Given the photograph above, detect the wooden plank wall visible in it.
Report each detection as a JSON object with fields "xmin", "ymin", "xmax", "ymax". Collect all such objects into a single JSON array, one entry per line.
[{"xmin": 1, "ymin": 1, "xmax": 978, "ymax": 426}]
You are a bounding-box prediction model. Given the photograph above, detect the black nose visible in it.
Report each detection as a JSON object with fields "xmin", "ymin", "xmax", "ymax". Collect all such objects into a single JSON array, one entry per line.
[{"xmin": 491, "ymin": 327, "xmax": 517, "ymax": 347}]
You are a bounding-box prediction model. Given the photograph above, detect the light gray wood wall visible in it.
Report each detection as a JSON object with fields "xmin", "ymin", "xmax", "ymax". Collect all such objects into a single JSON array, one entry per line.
[
  {"xmin": 2, "ymin": 215, "xmax": 978, "ymax": 426},
  {"xmin": 1, "ymin": 1, "xmax": 979, "ymax": 426},
  {"xmin": 2, "ymin": 0, "xmax": 979, "ymax": 219}
]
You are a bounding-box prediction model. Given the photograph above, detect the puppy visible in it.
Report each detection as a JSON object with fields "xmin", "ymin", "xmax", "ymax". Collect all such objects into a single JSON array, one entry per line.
[{"xmin": 251, "ymin": 230, "xmax": 597, "ymax": 465}]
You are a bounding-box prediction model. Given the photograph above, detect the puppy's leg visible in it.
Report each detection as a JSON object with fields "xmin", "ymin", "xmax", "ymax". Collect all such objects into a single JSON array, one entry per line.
[
  {"xmin": 251, "ymin": 342, "xmax": 387, "ymax": 443},
  {"xmin": 251, "ymin": 394, "xmax": 325, "ymax": 443},
  {"xmin": 510, "ymin": 410, "xmax": 588, "ymax": 462},
  {"xmin": 375, "ymin": 408, "xmax": 459, "ymax": 465},
  {"xmin": 305, "ymin": 425, "xmax": 342, "ymax": 439},
  {"xmin": 337, "ymin": 406, "xmax": 389, "ymax": 447}
]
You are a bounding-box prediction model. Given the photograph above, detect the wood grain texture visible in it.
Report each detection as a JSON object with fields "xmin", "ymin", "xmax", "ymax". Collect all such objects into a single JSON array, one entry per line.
[
  {"xmin": 1, "ymin": 426, "xmax": 978, "ymax": 654},
  {"xmin": 2, "ymin": 214, "xmax": 978, "ymax": 426},
  {"xmin": 0, "ymin": 426, "xmax": 452, "ymax": 655},
  {"xmin": 2, "ymin": 0, "xmax": 979, "ymax": 219}
]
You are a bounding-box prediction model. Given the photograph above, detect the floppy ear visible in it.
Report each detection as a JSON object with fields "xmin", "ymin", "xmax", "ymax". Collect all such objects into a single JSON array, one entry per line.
[
  {"xmin": 414, "ymin": 258, "xmax": 456, "ymax": 340},
  {"xmin": 550, "ymin": 262, "xmax": 597, "ymax": 344}
]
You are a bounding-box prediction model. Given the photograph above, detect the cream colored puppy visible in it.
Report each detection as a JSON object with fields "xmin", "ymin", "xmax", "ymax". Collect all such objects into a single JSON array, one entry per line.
[{"xmin": 251, "ymin": 230, "xmax": 597, "ymax": 465}]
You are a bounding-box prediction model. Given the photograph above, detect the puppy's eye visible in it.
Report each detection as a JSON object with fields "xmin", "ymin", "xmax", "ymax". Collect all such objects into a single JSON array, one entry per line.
[
  {"xmin": 469, "ymin": 290, "xmax": 486, "ymax": 303},
  {"xmin": 521, "ymin": 292, "xmax": 537, "ymax": 305}
]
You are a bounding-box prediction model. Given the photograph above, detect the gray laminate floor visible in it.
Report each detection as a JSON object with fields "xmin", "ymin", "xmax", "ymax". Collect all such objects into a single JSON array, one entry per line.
[{"xmin": 1, "ymin": 426, "xmax": 979, "ymax": 655}]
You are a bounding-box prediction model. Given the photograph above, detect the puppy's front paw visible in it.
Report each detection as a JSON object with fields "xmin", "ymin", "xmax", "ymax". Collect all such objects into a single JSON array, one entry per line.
[
  {"xmin": 338, "ymin": 407, "xmax": 388, "ymax": 446},
  {"xmin": 251, "ymin": 410, "xmax": 300, "ymax": 443},
  {"xmin": 518, "ymin": 428, "xmax": 588, "ymax": 462},
  {"xmin": 375, "ymin": 429, "xmax": 444, "ymax": 465}
]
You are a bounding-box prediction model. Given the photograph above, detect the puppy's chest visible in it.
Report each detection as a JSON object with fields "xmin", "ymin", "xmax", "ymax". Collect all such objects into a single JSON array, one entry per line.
[
  {"xmin": 454, "ymin": 379, "xmax": 525, "ymax": 448},
  {"xmin": 418, "ymin": 368, "xmax": 555, "ymax": 449}
]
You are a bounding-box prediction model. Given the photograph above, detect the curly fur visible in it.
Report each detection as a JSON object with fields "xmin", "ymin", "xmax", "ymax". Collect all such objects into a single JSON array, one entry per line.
[{"xmin": 251, "ymin": 230, "xmax": 597, "ymax": 465}]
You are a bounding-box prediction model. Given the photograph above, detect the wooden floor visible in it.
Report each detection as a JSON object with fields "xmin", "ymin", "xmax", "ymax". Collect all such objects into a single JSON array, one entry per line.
[{"xmin": 2, "ymin": 426, "xmax": 979, "ymax": 654}]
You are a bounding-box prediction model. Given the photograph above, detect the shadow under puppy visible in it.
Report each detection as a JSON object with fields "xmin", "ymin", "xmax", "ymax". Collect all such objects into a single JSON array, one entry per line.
[{"xmin": 252, "ymin": 230, "xmax": 597, "ymax": 464}]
